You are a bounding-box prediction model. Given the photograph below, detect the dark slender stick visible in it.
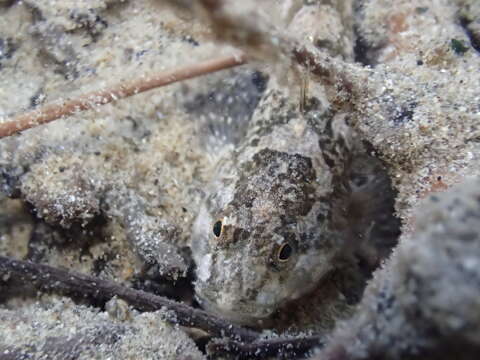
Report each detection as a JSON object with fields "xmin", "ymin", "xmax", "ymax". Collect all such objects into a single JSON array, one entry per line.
[
  {"xmin": 207, "ymin": 335, "xmax": 323, "ymax": 359},
  {"xmin": 0, "ymin": 255, "xmax": 259, "ymax": 342}
]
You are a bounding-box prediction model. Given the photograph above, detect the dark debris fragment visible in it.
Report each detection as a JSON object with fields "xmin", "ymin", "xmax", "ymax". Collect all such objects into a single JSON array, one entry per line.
[
  {"xmin": 392, "ymin": 102, "xmax": 417, "ymax": 126},
  {"xmin": 69, "ymin": 8, "xmax": 108, "ymax": 41},
  {"xmin": 450, "ymin": 38, "xmax": 469, "ymax": 55},
  {"xmin": 0, "ymin": 37, "xmax": 18, "ymax": 69}
]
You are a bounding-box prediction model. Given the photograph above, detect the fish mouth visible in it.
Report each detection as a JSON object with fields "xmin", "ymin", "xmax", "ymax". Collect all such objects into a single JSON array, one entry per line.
[{"xmin": 195, "ymin": 288, "xmax": 275, "ymax": 326}]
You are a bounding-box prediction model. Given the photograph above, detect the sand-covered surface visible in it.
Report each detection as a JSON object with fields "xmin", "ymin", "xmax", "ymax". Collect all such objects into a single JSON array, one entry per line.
[{"xmin": 1, "ymin": 0, "xmax": 480, "ymax": 359}]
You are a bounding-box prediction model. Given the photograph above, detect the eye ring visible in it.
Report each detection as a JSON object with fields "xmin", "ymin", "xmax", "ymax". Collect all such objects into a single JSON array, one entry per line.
[
  {"xmin": 277, "ymin": 242, "xmax": 293, "ymax": 262},
  {"xmin": 213, "ymin": 220, "xmax": 223, "ymax": 237}
]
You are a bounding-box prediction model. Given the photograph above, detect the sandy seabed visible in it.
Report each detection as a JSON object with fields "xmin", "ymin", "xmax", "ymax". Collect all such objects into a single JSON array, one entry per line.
[{"xmin": 1, "ymin": 1, "xmax": 480, "ymax": 359}]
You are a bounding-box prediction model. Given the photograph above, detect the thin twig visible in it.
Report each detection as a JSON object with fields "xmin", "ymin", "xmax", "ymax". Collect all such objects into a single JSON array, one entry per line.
[
  {"xmin": 0, "ymin": 255, "xmax": 259, "ymax": 342},
  {"xmin": 193, "ymin": 0, "xmax": 371, "ymax": 106},
  {"xmin": 0, "ymin": 54, "xmax": 246, "ymax": 139},
  {"xmin": 291, "ymin": 46, "xmax": 366, "ymax": 107},
  {"xmin": 207, "ymin": 335, "xmax": 323, "ymax": 359}
]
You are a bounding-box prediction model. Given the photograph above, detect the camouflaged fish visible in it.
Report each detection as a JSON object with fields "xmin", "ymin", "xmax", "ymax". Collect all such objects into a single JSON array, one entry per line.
[{"xmin": 192, "ymin": 88, "xmax": 397, "ymax": 325}]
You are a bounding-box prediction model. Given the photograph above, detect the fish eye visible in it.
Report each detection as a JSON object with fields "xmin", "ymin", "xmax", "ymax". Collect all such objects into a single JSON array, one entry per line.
[
  {"xmin": 213, "ymin": 220, "xmax": 222, "ymax": 237},
  {"xmin": 277, "ymin": 243, "xmax": 293, "ymax": 262}
]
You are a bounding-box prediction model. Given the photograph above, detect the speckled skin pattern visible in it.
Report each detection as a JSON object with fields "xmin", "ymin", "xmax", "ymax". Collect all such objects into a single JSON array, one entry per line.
[{"xmin": 192, "ymin": 89, "xmax": 390, "ymax": 324}]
